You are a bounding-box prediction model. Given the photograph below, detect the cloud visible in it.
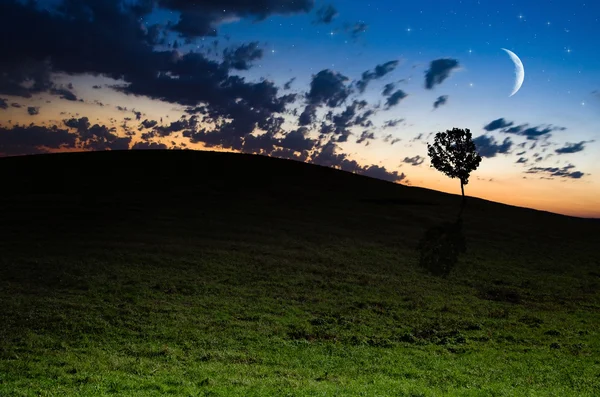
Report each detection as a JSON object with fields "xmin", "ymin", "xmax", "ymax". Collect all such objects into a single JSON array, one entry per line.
[
  {"xmin": 356, "ymin": 60, "xmax": 399, "ymax": 93},
  {"xmin": 157, "ymin": 0, "xmax": 314, "ymax": 39},
  {"xmin": 382, "ymin": 83, "xmax": 395, "ymax": 96},
  {"xmin": 0, "ymin": 124, "xmax": 78, "ymax": 156},
  {"xmin": 283, "ymin": 78, "xmax": 296, "ymax": 90},
  {"xmin": 0, "ymin": 0, "xmax": 297, "ymax": 146},
  {"xmin": 424, "ymin": 59, "xmax": 459, "ymax": 89},
  {"xmin": 314, "ymin": 4, "xmax": 338, "ymax": 24},
  {"xmin": 222, "ymin": 42, "xmax": 263, "ymax": 70},
  {"xmin": 356, "ymin": 130, "xmax": 375, "ymax": 144},
  {"xmin": 298, "ymin": 105, "xmax": 317, "ymax": 126},
  {"xmin": 382, "ymin": 119, "xmax": 404, "ymax": 129},
  {"xmin": 313, "ymin": 100, "xmax": 375, "ymax": 142},
  {"xmin": 483, "ymin": 118, "xmax": 514, "ymax": 132},
  {"xmin": 518, "ymin": 126, "xmax": 562, "ymax": 140},
  {"xmin": 140, "ymin": 119, "xmax": 158, "ymax": 129},
  {"xmin": 383, "ymin": 134, "xmax": 401, "ymax": 145},
  {"xmin": 131, "ymin": 141, "xmax": 169, "ymax": 150},
  {"xmin": 402, "ymin": 155, "xmax": 425, "ymax": 166},
  {"xmin": 525, "ymin": 164, "xmax": 586, "ymax": 179},
  {"xmin": 311, "ymin": 140, "xmax": 405, "ymax": 183},
  {"xmin": 385, "ymin": 89, "xmax": 408, "ymax": 109},
  {"xmin": 473, "ymin": 135, "xmax": 513, "ymax": 158},
  {"xmin": 0, "ymin": 98, "xmax": 7, "ymax": 109},
  {"xmin": 346, "ymin": 21, "xmax": 368, "ymax": 39},
  {"xmin": 489, "ymin": 119, "xmax": 567, "ymax": 141},
  {"xmin": 271, "ymin": 147, "xmax": 310, "ymax": 162},
  {"xmin": 50, "ymin": 87, "xmax": 78, "ymax": 101},
  {"xmin": 279, "ymin": 127, "xmax": 317, "ymax": 152},
  {"xmin": 92, "ymin": 85, "xmax": 102, "ymax": 89},
  {"xmin": 555, "ymin": 141, "xmax": 590, "ymax": 154},
  {"xmin": 306, "ymin": 69, "xmax": 352, "ymax": 107},
  {"xmin": 433, "ymin": 95, "xmax": 448, "ymax": 109},
  {"xmin": 516, "ymin": 157, "xmax": 528, "ymax": 163},
  {"xmin": 27, "ymin": 106, "xmax": 40, "ymax": 115},
  {"xmin": 360, "ymin": 165, "xmax": 406, "ymax": 183}
]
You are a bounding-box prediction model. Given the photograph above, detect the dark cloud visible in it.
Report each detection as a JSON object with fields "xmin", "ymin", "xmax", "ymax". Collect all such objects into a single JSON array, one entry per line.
[
  {"xmin": 0, "ymin": 98, "xmax": 7, "ymax": 109},
  {"xmin": 283, "ymin": 78, "xmax": 296, "ymax": 90},
  {"xmin": 298, "ymin": 105, "xmax": 317, "ymax": 126},
  {"xmin": 516, "ymin": 157, "xmax": 528, "ymax": 164},
  {"xmin": 411, "ymin": 133, "xmax": 424, "ymax": 142},
  {"xmin": 473, "ymin": 135, "xmax": 512, "ymax": 158},
  {"xmin": 525, "ymin": 164, "xmax": 585, "ymax": 179},
  {"xmin": 383, "ymin": 134, "xmax": 401, "ymax": 145},
  {"xmin": 382, "ymin": 119, "xmax": 404, "ymax": 129},
  {"xmin": 316, "ymin": 100, "xmax": 374, "ymax": 142},
  {"xmin": 503, "ymin": 124, "xmax": 528, "ymax": 134},
  {"xmin": 356, "ymin": 130, "xmax": 375, "ymax": 144},
  {"xmin": 157, "ymin": 0, "xmax": 314, "ymax": 39},
  {"xmin": 271, "ymin": 147, "xmax": 310, "ymax": 162},
  {"xmin": 92, "ymin": 85, "xmax": 102, "ymax": 89},
  {"xmin": 385, "ymin": 89, "xmax": 408, "ymax": 109},
  {"xmin": 516, "ymin": 150, "xmax": 526, "ymax": 155},
  {"xmin": 306, "ymin": 69, "xmax": 352, "ymax": 107},
  {"xmin": 11, "ymin": 103, "xmax": 21, "ymax": 108},
  {"xmin": 50, "ymin": 87, "xmax": 78, "ymax": 101},
  {"xmin": 357, "ymin": 60, "xmax": 399, "ymax": 93},
  {"xmin": 311, "ymin": 140, "xmax": 405, "ymax": 183},
  {"xmin": 382, "ymin": 83, "xmax": 395, "ymax": 96},
  {"xmin": 424, "ymin": 59, "xmax": 459, "ymax": 89},
  {"xmin": 360, "ymin": 165, "xmax": 406, "ymax": 183},
  {"xmin": 116, "ymin": 106, "xmax": 129, "ymax": 112},
  {"xmin": 27, "ymin": 106, "xmax": 40, "ymax": 115},
  {"xmin": 433, "ymin": 95, "xmax": 448, "ymax": 109},
  {"xmin": 0, "ymin": 0, "xmax": 296, "ymax": 146},
  {"xmin": 555, "ymin": 141, "xmax": 589, "ymax": 154},
  {"xmin": 517, "ymin": 125, "xmax": 563, "ymax": 140},
  {"xmin": 0, "ymin": 124, "xmax": 78, "ymax": 156},
  {"xmin": 402, "ymin": 155, "xmax": 425, "ymax": 166},
  {"xmin": 346, "ymin": 21, "xmax": 368, "ymax": 39},
  {"xmin": 483, "ymin": 118, "xmax": 514, "ymax": 132},
  {"xmin": 222, "ymin": 42, "xmax": 263, "ymax": 70},
  {"xmin": 62, "ymin": 116, "xmax": 132, "ymax": 150},
  {"xmin": 140, "ymin": 119, "xmax": 158, "ymax": 129},
  {"xmin": 131, "ymin": 141, "xmax": 169, "ymax": 150},
  {"xmin": 314, "ymin": 4, "xmax": 338, "ymax": 24},
  {"xmin": 280, "ymin": 127, "xmax": 317, "ymax": 152}
]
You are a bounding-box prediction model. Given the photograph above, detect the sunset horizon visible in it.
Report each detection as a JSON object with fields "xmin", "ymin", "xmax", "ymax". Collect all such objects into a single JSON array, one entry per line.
[{"xmin": 1, "ymin": 0, "xmax": 599, "ymax": 218}]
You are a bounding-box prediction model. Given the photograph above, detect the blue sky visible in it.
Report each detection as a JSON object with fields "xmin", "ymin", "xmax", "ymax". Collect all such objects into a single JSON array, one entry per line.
[{"xmin": 0, "ymin": 0, "xmax": 598, "ymax": 217}]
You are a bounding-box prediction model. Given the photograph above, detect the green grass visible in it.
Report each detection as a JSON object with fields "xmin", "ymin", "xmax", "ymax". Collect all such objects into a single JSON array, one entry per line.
[{"xmin": 0, "ymin": 150, "xmax": 599, "ymax": 396}]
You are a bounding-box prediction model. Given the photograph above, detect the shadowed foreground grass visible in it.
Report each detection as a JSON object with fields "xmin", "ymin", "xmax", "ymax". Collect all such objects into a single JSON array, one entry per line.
[{"xmin": 0, "ymin": 150, "xmax": 599, "ymax": 396}]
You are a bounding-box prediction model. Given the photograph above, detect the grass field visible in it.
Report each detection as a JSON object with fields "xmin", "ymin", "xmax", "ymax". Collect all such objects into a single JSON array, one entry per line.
[{"xmin": 0, "ymin": 150, "xmax": 599, "ymax": 396}]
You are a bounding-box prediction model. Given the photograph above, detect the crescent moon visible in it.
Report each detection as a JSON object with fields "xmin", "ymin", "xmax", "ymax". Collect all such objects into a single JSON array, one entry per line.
[{"xmin": 502, "ymin": 48, "xmax": 525, "ymax": 97}]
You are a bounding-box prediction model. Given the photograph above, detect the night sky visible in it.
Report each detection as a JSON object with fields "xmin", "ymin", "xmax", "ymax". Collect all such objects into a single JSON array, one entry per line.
[{"xmin": 1, "ymin": 0, "xmax": 598, "ymax": 217}]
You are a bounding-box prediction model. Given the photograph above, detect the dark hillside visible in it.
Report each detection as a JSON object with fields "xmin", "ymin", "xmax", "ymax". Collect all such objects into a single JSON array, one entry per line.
[{"xmin": 0, "ymin": 150, "xmax": 599, "ymax": 395}]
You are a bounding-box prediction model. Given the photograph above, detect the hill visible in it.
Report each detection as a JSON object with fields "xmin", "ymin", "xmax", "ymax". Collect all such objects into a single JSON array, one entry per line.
[{"xmin": 1, "ymin": 150, "xmax": 599, "ymax": 396}]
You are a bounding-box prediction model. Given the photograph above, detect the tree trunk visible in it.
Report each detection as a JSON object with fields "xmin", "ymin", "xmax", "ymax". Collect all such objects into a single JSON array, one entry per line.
[{"xmin": 458, "ymin": 181, "xmax": 466, "ymax": 219}]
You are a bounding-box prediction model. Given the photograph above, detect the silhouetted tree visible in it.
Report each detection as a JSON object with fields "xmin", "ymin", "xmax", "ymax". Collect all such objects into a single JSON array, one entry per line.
[{"xmin": 427, "ymin": 128, "xmax": 482, "ymax": 216}]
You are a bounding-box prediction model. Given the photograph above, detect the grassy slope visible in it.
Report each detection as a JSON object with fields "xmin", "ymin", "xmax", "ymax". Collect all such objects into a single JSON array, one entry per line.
[{"xmin": 0, "ymin": 150, "xmax": 599, "ymax": 396}]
